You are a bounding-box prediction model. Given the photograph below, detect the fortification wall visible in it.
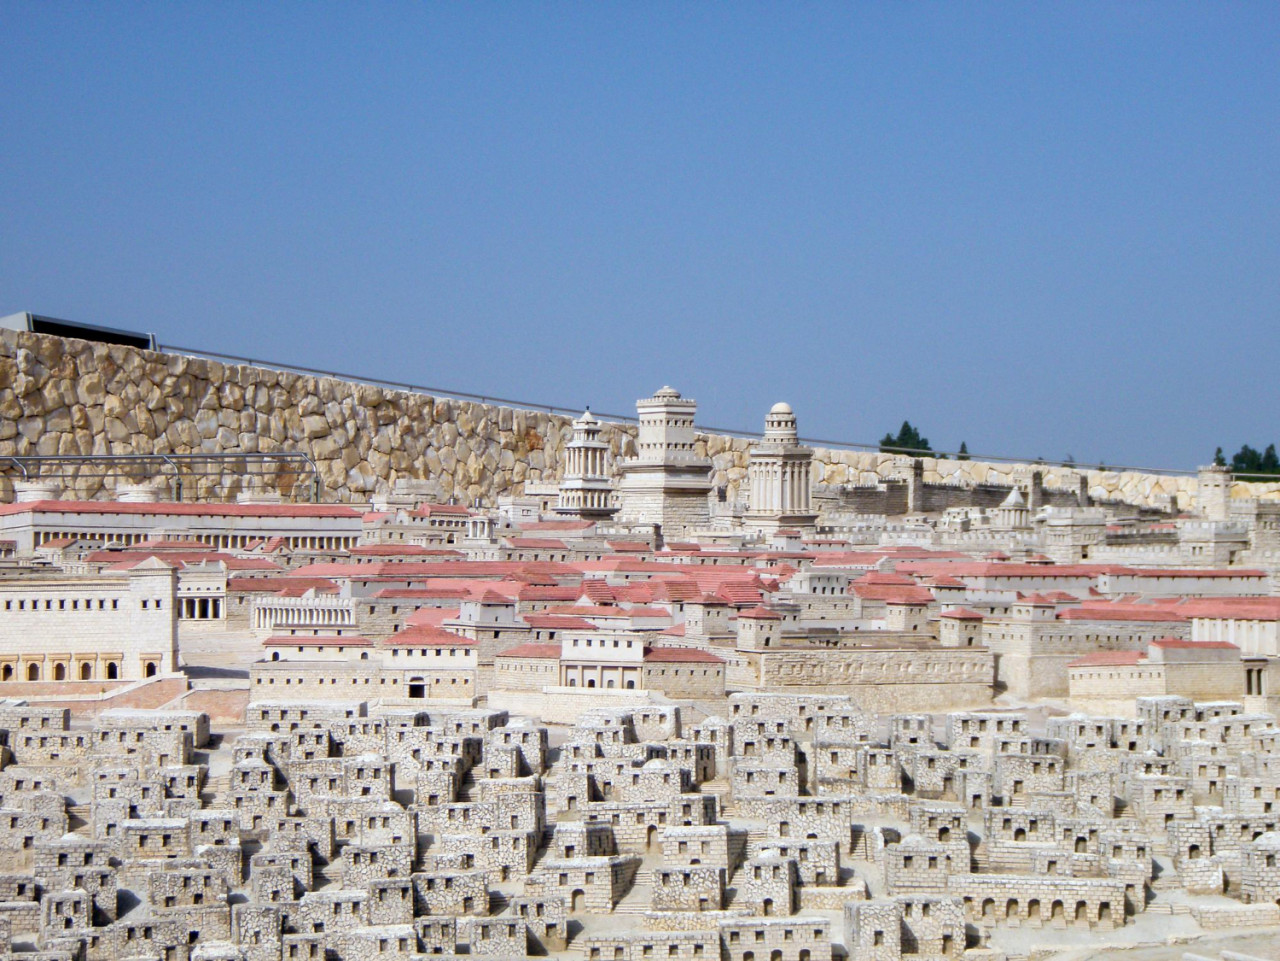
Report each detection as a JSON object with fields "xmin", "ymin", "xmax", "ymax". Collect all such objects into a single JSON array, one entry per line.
[{"xmin": 4, "ymin": 328, "xmax": 1279, "ymax": 509}]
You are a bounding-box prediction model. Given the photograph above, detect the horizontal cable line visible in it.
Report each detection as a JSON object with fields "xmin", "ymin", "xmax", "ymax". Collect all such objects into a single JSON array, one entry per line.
[{"xmin": 158, "ymin": 342, "xmax": 1206, "ymax": 479}]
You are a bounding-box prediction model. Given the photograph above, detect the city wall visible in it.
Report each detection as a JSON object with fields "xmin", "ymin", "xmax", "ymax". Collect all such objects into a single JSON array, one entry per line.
[{"xmin": 4, "ymin": 328, "xmax": 1280, "ymax": 508}]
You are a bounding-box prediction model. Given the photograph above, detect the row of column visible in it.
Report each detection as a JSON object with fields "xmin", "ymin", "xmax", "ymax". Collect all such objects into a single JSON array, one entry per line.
[
  {"xmin": 565, "ymin": 443, "xmax": 608, "ymax": 479},
  {"xmin": 252, "ymin": 603, "xmax": 354, "ymax": 630},
  {"xmin": 749, "ymin": 458, "xmax": 812, "ymax": 513},
  {"xmin": 180, "ymin": 597, "xmax": 223, "ymax": 620}
]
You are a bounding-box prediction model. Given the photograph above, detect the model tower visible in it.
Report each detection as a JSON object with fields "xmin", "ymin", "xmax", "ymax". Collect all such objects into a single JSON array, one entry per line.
[
  {"xmin": 556, "ymin": 409, "xmax": 618, "ymax": 520},
  {"xmin": 745, "ymin": 402, "xmax": 818, "ymax": 534},
  {"xmin": 616, "ymin": 386, "xmax": 712, "ymax": 537}
]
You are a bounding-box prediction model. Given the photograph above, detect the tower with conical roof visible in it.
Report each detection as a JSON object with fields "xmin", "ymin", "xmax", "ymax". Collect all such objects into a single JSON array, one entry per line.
[
  {"xmin": 556, "ymin": 409, "xmax": 617, "ymax": 520},
  {"xmin": 615, "ymin": 386, "xmax": 712, "ymax": 538},
  {"xmin": 991, "ymin": 485, "xmax": 1031, "ymax": 530},
  {"xmin": 745, "ymin": 402, "xmax": 818, "ymax": 534}
]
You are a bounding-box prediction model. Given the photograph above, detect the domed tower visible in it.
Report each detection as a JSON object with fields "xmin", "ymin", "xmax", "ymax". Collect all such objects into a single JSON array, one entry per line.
[
  {"xmin": 746, "ymin": 402, "xmax": 818, "ymax": 534},
  {"xmin": 616, "ymin": 386, "xmax": 713, "ymax": 538},
  {"xmin": 556, "ymin": 409, "xmax": 618, "ymax": 520}
]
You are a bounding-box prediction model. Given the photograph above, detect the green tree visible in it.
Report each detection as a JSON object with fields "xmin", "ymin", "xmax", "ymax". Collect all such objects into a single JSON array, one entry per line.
[
  {"xmin": 879, "ymin": 421, "xmax": 932, "ymax": 456},
  {"xmin": 957, "ymin": 441, "xmax": 970, "ymax": 461},
  {"xmin": 1213, "ymin": 447, "xmax": 1226, "ymax": 467},
  {"xmin": 1232, "ymin": 445, "xmax": 1263, "ymax": 474}
]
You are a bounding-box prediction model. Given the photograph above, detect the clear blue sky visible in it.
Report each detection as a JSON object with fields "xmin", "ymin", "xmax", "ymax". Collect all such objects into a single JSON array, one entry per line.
[{"xmin": 3, "ymin": 3, "xmax": 1278, "ymax": 469}]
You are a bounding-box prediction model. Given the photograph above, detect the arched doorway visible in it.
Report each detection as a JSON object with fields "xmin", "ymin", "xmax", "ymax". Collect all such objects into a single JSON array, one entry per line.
[
  {"xmin": 27, "ymin": 663, "xmax": 40, "ymax": 681},
  {"xmin": 145, "ymin": 662, "xmax": 157, "ymax": 678},
  {"xmin": 571, "ymin": 889, "xmax": 585, "ymax": 913},
  {"xmin": 106, "ymin": 662, "xmax": 118, "ymax": 680},
  {"xmin": 80, "ymin": 663, "xmax": 92, "ymax": 680},
  {"xmin": 53, "ymin": 663, "xmax": 66, "ymax": 681}
]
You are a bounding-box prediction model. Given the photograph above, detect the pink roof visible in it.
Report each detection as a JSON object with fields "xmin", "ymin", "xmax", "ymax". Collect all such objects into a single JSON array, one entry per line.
[
  {"xmin": 505, "ymin": 538, "xmax": 569, "ymax": 549},
  {"xmin": 1069, "ymin": 651, "xmax": 1145, "ymax": 668},
  {"xmin": 941, "ymin": 607, "xmax": 984, "ymax": 620},
  {"xmin": 854, "ymin": 584, "xmax": 935, "ymax": 605},
  {"xmin": 412, "ymin": 504, "xmax": 472, "ymax": 516},
  {"xmin": 263, "ymin": 635, "xmax": 372, "ymax": 648},
  {"xmin": 404, "ymin": 607, "xmax": 460, "ymax": 628},
  {"xmin": 229, "ymin": 576, "xmax": 339, "ymax": 594},
  {"xmin": 644, "ymin": 646, "xmax": 725, "ymax": 664},
  {"xmin": 541, "ymin": 605, "xmax": 670, "ymax": 619},
  {"xmin": 1057, "ymin": 605, "xmax": 1188, "ymax": 623},
  {"xmin": 1177, "ymin": 598, "xmax": 1280, "ymax": 621},
  {"xmin": 521, "ymin": 614, "xmax": 599, "ymax": 631},
  {"xmin": 495, "ymin": 643, "xmax": 562, "ymax": 659},
  {"xmin": 740, "ymin": 606, "xmax": 782, "ymax": 621},
  {"xmin": 93, "ymin": 550, "xmax": 281, "ymax": 572},
  {"xmin": 517, "ymin": 585, "xmax": 581, "ymax": 601},
  {"xmin": 349, "ymin": 545, "xmax": 461, "ymax": 557},
  {"xmin": 382, "ymin": 626, "xmax": 474, "ymax": 648},
  {"xmin": 854, "ymin": 571, "xmax": 918, "ymax": 586}
]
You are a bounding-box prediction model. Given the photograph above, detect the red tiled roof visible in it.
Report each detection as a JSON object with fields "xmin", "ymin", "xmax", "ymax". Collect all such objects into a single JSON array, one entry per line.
[
  {"xmin": 940, "ymin": 607, "xmax": 984, "ymax": 620},
  {"xmin": 644, "ymin": 646, "xmax": 725, "ymax": 664},
  {"xmin": 263, "ymin": 635, "xmax": 372, "ymax": 647},
  {"xmin": 495, "ymin": 643, "xmax": 562, "ymax": 659},
  {"xmin": 854, "ymin": 584, "xmax": 935, "ymax": 605},
  {"xmin": 854, "ymin": 571, "xmax": 918, "ymax": 586},
  {"xmin": 505, "ymin": 538, "xmax": 569, "ymax": 549},
  {"xmin": 382, "ymin": 626, "xmax": 474, "ymax": 648},
  {"xmin": 516, "ymin": 585, "xmax": 581, "ymax": 602},
  {"xmin": 1069, "ymin": 651, "xmax": 1145, "ymax": 667},
  {"xmin": 404, "ymin": 607, "xmax": 460, "ymax": 628},
  {"xmin": 1057, "ymin": 605, "xmax": 1188, "ymax": 623},
  {"xmin": 1177, "ymin": 598, "xmax": 1280, "ymax": 621},
  {"xmin": 349, "ymin": 545, "xmax": 462, "ymax": 557},
  {"xmin": 521, "ymin": 614, "xmax": 598, "ymax": 631},
  {"xmin": 541, "ymin": 605, "xmax": 670, "ymax": 619},
  {"xmin": 93, "ymin": 550, "xmax": 281, "ymax": 572},
  {"xmin": 739, "ymin": 606, "xmax": 781, "ymax": 621},
  {"xmin": 229, "ymin": 576, "xmax": 340, "ymax": 594},
  {"xmin": 412, "ymin": 504, "xmax": 472, "ymax": 516}
]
